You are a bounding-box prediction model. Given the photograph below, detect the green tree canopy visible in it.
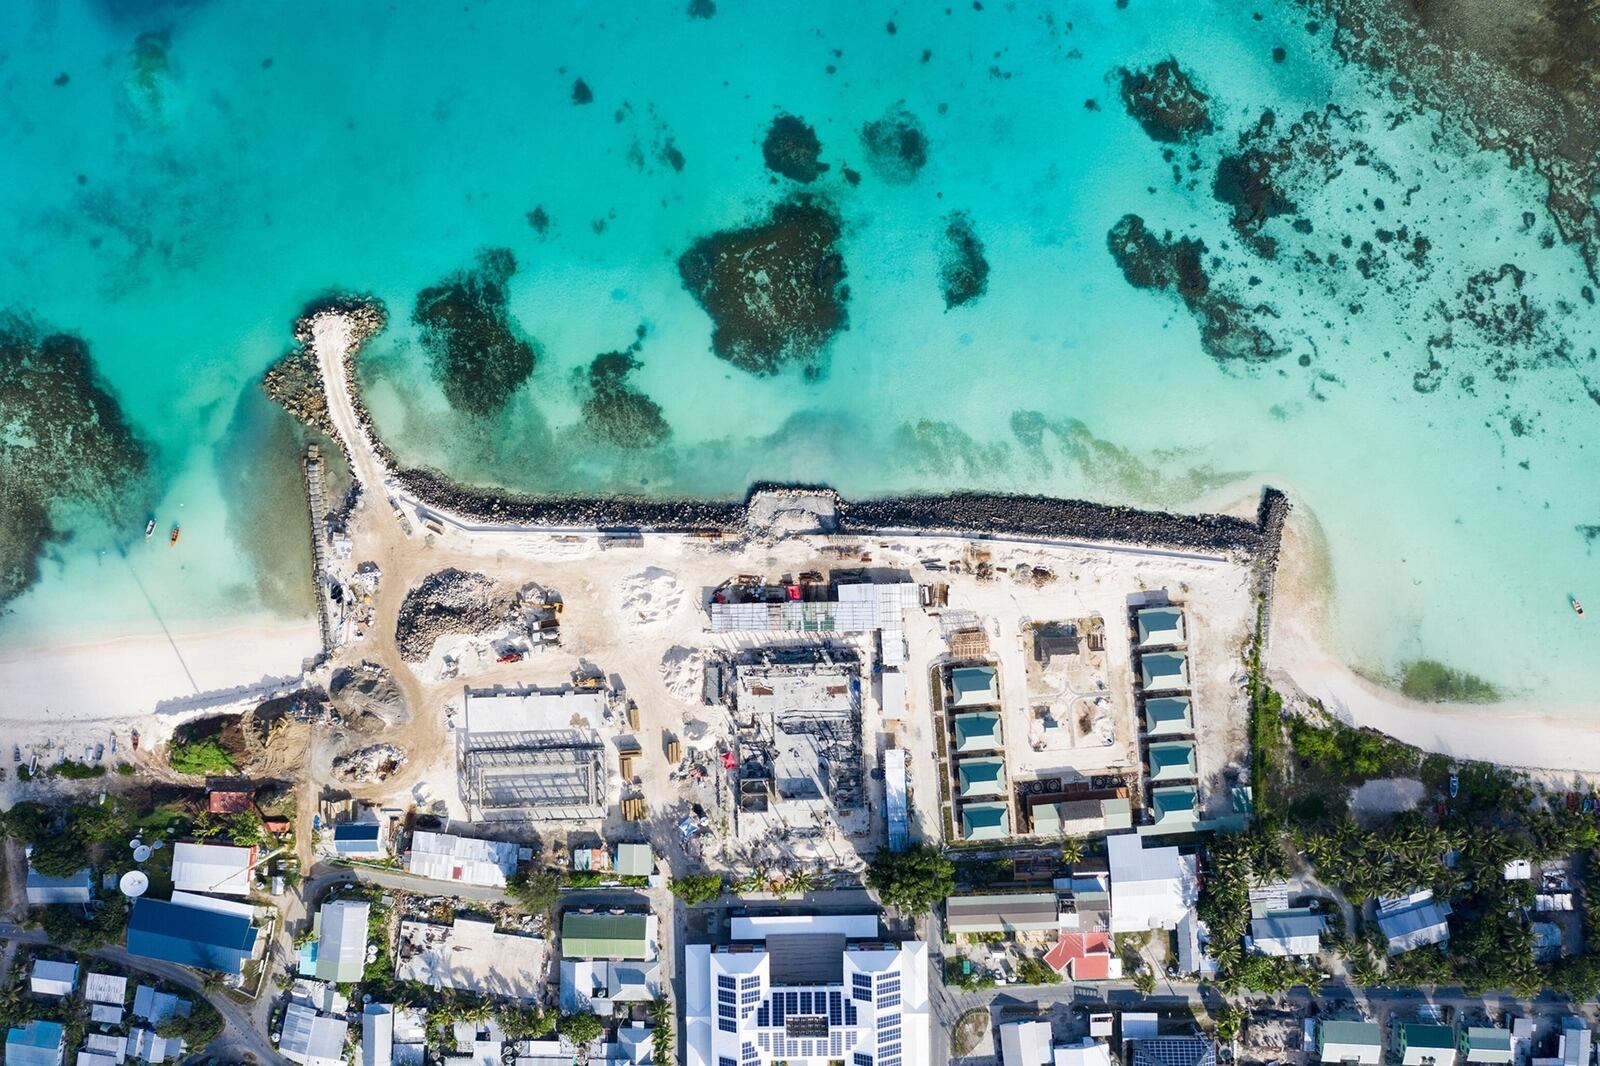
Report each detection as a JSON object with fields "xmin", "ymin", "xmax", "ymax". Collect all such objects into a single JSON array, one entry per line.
[
  {"xmin": 508, "ymin": 869, "xmax": 562, "ymax": 915},
  {"xmin": 560, "ymin": 1011, "xmax": 603, "ymax": 1046},
  {"xmin": 866, "ymin": 843, "xmax": 954, "ymax": 914},
  {"xmin": 669, "ymin": 873, "xmax": 724, "ymax": 906}
]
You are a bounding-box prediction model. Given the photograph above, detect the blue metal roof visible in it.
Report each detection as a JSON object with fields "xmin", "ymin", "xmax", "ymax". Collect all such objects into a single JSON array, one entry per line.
[
  {"xmin": 6, "ymin": 1021, "xmax": 65, "ymax": 1066},
  {"xmin": 126, "ymin": 898, "xmax": 258, "ymax": 974},
  {"xmin": 333, "ymin": 823, "xmax": 382, "ymax": 853}
]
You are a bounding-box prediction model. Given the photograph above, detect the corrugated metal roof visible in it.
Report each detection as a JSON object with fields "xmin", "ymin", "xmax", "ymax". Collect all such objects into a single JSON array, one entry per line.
[{"xmin": 561, "ymin": 913, "xmax": 650, "ymax": 959}]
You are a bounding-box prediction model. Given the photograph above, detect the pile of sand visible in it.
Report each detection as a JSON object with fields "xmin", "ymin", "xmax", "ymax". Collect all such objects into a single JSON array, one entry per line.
[
  {"xmin": 659, "ymin": 645, "xmax": 705, "ymax": 703},
  {"xmin": 619, "ymin": 567, "xmax": 686, "ymax": 628}
]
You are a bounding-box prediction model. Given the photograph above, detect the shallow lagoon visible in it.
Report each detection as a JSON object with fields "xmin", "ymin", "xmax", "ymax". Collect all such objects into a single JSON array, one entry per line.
[{"xmin": 1, "ymin": 0, "xmax": 1596, "ymax": 699}]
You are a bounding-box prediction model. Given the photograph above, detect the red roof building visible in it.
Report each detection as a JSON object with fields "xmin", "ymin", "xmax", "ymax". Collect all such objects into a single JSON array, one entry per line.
[
  {"xmin": 1043, "ymin": 932, "xmax": 1120, "ymax": 981},
  {"xmin": 207, "ymin": 791, "xmax": 254, "ymax": 814}
]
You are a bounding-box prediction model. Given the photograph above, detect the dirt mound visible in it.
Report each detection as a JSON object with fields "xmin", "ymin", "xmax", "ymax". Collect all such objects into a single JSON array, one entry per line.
[
  {"xmin": 395, "ymin": 569, "xmax": 514, "ymax": 662},
  {"xmin": 330, "ymin": 660, "xmax": 409, "ymax": 728}
]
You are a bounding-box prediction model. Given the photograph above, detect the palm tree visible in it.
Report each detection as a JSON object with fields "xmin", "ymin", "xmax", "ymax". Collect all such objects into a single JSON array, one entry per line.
[
  {"xmin": 787, "ymin": 868, "xmax": 818, "ymax": 896},
  {"xmin": 1058, "ymin": 836, "xmax": 1084, "ymax": 866}
]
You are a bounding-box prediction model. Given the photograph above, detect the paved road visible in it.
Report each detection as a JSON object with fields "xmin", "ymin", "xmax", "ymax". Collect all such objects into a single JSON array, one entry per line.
[{"xmin": 0, "ymin": 921, "xmax": 287, "ymax": 1065}]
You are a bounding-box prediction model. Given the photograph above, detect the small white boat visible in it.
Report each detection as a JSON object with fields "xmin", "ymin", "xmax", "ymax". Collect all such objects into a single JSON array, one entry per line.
[
  {"xmin": 1573, "ymin": 597, "xmax": 1585, "ymax": 618},
  {"xmin": 144, "ymin": 519, "xmax": 156, "ymax": 539}
]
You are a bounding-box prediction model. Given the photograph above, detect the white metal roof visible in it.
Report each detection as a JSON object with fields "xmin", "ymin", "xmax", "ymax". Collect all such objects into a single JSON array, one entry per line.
[
  {"xmin": 879, "ymin": 671, "xmax": 907, "ymax": 720},
  {"xmin": 280, "ymin": 1002, "xmax": 350, "ymax": 1066},
  {"xmin": 30, "ymin": 959, "xmax": 78, "ymax": 997},
  {"xmin": 84, "ymin": 972, "xmax": 127, "ymax": 1005},
  {"xmin": 318, "ymin": 900, "xmax": 372, "ymax": 984},
  {"xmin": 1108, "ymin": 835, "xmax": 1198, "ymax": 932},
  {"xmin": 1001, "ymin": 1021, "xmax": 1053, "ymax": 1066},
  {"xmin": 407, "ymin": 832, "xmax": 518, "ymax": 887},
  {"xmin": 464, "ymin": 688, "xmax": 607, "ymax": 735},
  {"xmin": 171, "ymin": 842, "xmax": 255, "ymax": 896},
  {"xmin": 729, "ymin": 914, "xmax": 881, "ymax": 940}
]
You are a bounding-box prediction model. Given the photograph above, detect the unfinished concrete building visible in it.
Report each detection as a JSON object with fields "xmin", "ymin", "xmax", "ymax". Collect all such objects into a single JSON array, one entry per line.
[
  {"xmin": 725, "ymin": 648, "xmax": 866, "ymax": 841},
  {"xmin": 459, "ymin": 686, "xmax": 609, "ymax": 822}
]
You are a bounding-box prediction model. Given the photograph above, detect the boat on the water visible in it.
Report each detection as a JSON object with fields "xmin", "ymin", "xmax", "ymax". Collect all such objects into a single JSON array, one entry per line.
[
  {"xmin": 1574, "ymin": 597, "xmax": 1585, "ymax": 618},
  {"xmin": 144, "ymin": 519, "xmax": 156, "ymax": 539},
  {"xmin": 168, "ymin": 524, "xmax": 180, "ymax": 547}
]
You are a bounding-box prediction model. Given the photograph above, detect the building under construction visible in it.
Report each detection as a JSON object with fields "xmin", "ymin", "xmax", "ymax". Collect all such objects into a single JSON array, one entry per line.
[
  {"xmin": 724, "ymin": 647, "xmax": 866, "ymax": 841},
  {"xmin": 459, "ymin": 686, "xmax": 609, "ymax": 822}
]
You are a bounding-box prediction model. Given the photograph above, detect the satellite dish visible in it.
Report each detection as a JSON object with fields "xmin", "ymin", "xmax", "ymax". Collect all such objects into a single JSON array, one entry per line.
[
  {"xmin": 151, "ymin": 840, "xmax": 165, "ymax": 851},
  {"xmin": 129, "ymin": 838, "xmax": 143, "ymax": 850},
  {"xmin": 133, "ymin": 845, "xmax": 152, "ymax": 863},
  {"xmin": 119, "ymin": 871, "xmax": 149, "ymax": 898}
]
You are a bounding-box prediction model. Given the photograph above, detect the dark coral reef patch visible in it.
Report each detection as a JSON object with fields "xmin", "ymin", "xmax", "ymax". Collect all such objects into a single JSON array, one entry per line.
[
  {"xmin": 413, "ymin": 248, "xmax": 539, "ymax": 417},
  {"xmin": 583, "ymin": 340, "xmax": 671, "ymax": 449},
  {"xmin": 938, "ymin": 212, "xmax": 990, "ymax": 309},
  {"xmin": 0, "ymin": 317, "xmax": 149, "ymax": 608},
  {"xmin": 762, "ymin": 114, "xmax": 828, "ymax": 183},
  {"xmin": 1118, "ymin": 59, "xmax": 1213, "ymax": 143},
  {"xmin": 677, "ymin": 197, "xmax": 849, "ymax": 376},
  {"xmin": 1106, "ymin": 214, "xmax": 1283, "ymax": 364},
  {"xmin": 860, "ymin": 103, "xmax": 929, "ymax": 182}
]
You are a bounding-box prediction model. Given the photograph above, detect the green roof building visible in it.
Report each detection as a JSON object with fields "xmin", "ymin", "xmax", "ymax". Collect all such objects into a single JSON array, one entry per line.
[
  {"xmin": 953, "ymin": 711, "xmax": 1003, "ymax": 753},
  {"xmin": 1461, "ymin": 1028, "xmax": 1513, "ymax": 1066},
  {"xmin": 1031, "ymin": 797, "xmax": 1132, "ymax": 836},
  {"xmin": 961, "ymin": 801, "xmax": 1011, "ymax": 841},
  {"xmin": 1143, "ymin": 697, "xmax": 1194, "ymax": 737},
  {"xmin": 1136, "ymin": 606, "xmax": 1186, "ymax": 647},
  {"xmin": 614, "ymin": 843, "xmax": 653, "ymax": 878},
  {"xmin": 1147, "ymin": 741, "xmax": 1198, "ymax": 783},
  {"xmin": 1399, "ymin": 1024, "xmax": 1457, "ymax": 1066},
  {"xmin": 1149, "ymin": 786, "xmax": 1199, "ymax": 829},
  {"xmin": 949, "ymin": 666, "xmax": 1000, "ymax": 708},
  {"xmin": 1319, "ymin": 1021, "xmax": 1383, "ymax": 1065},
  {"xmin": 957, "ymin": 756, "xmax": 1007, "ymax": 798},
  {"xmin": 561, "ymin": 913, "xmax": 652, "ymax": 960},
  {"xmin": 1140, "ymin": 653, "xmax": 1189, "ymax": 692}
]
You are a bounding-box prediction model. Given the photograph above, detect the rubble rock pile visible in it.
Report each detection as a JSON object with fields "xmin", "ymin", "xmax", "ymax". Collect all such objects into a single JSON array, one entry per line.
[
  {"xmin": 394, "ymin": 569, "xmax": 514, "ymax": 662},
  {"xmin": 332, "ymin": 743, "xmax": 407, "ymax": 783}
]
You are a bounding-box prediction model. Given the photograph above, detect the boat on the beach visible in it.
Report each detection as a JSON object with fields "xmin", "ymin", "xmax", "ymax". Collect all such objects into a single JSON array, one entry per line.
[
  {"xmin": 144, "ymin": 518, "xmax": 156, "ymax": 539},
  {"xmin": 168, "ymin": 524, "xmax": 180, "ymax": 547}
]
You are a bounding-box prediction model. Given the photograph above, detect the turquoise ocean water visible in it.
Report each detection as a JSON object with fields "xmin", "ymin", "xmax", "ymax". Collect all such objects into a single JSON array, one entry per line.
[{"xmin": 1, "ymin": 1, "xmax": 1596, "ymax": 698}]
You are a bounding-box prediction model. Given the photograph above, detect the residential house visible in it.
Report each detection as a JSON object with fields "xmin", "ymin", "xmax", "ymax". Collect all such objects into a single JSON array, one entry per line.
[
  {"xmin": 84, "ymin": 972, "xmax": 127, "ymax": 1006},
  {"xmin": 1042, "ymin": 932, "xmax": 1120, "ymax": 981},
  {"xmin": 316, "ymin": 899, "xmax": 372, "ymax": 984},
  {"xmin": 1319, "ymin": 1021, "xmax": 1383, "ymax": 1065},
  {"xmin": 1377, "ymin": 892, "xmax": 1451, "ymax": 956},
  {"xmin": 1135, "ymin": 607, "xmax": 1186, "ymax": 648},
  {"xmin": 949, "ymin": 666, "xmax": 1000, "ymax": 708},
  {"xmin": 25, "ymin": 867, "xmax": 93, "ymax": 905},
  {"xmin": 406, "ymin": 831, "xmax": 518, "ymax": 888},
  {"xmin": 560, "ymin": 911, "xmax": 662, "ymax": 1014},
  {"xmin": 956, "ymin": 757, "xmax": 1008, "ymax": 799},
  {"xmin": 131, "ymin": 986, "xmax": 191, "ymax": 1026},
  {"xmin": 952, "ymin": 711, "xmax": 1003, "ymax": 754},
  {"xmin": 83, "ymin": 1034, "xmax": 127, "ymax": 1064},
  {"xmin": 1108, "ymin": 833, "xmax": 1199, "ymax": 932},
  {"xmin": 363, "ymin": 1004, "xmax": 394, "ymax": 1066},
  {"xmin": 127, "ymin": 1029, "xmax": 185, "ymax": 1065},
  {"xmin": 1142, "ymin": 698, "xmax": 1194, "ymax": 738},
  {"xmin": 280, "ymin": 1002, "xmax": 350, "ymax": 1066},
  {"xmin": 1147, "ymin": 742, "xmax": 1197, "ymax": 784},
  {"xmin": 6, "ymin": 1022, "xmax": 66, "ymax": 1066},
  {"xmin": 1398, "ymin": 1025, "xmax": 1457, "ymax": 1066},
  {"xmin": 1029, "ymin": 797, "xmax": 1132, "ymax": 838},
  {"xmin": 29, "ymin": 960, "xmax": 78, "ymax": 998},
  {"xmin": 1148, "ymin": 787, "xmax": 1200, "ymax": 831},
  {"xmin": 1138, "ymin": 654, "xmax": 1189, "ymax": 692},
  {"xmin": 1248, "ymin": 910, "xmax": 1327, "ymax": 957},
  {"xmin": 333, "ymin": 822, "xmax": 386, "ymax": 858},
  {"xmin": 960, "ymin": 801, "xmax": 1012, "ymax": 841},
  {"xmin": 125, "ymin": 894, "xmax": 262, "ymax": 975},
  {"xmin": 171, "ymin": 842, "xmax": 257, "ymax": 897},
  {"xmin": 1461, "ymin": 1028, "xmax": 1514, "ymax": 1066}
]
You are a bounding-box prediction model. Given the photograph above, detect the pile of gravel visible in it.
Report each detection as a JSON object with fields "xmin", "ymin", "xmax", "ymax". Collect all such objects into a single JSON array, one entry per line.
[{"xmin": 394, "ymin": 569, "xmax": 513, "ymax": 662}]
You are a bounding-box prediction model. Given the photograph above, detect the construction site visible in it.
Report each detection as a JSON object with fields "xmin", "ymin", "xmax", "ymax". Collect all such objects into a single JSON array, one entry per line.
[
  {"xmin": 457, "ymin": 683, "xmax": 612, "ymax": 822},
  {"xmin": 721, "ymin": 647, "xmax": 867, "ymax": 848}
]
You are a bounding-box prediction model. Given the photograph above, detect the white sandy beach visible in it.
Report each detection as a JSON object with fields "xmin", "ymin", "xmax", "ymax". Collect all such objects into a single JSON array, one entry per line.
[
  {"xmin": 0, "ymin": 618, "xmax": 320, "ymax": 745},
  {"xmin": 1269, "ymin": 509, "xmax": 1600, "ymax": 775}
]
